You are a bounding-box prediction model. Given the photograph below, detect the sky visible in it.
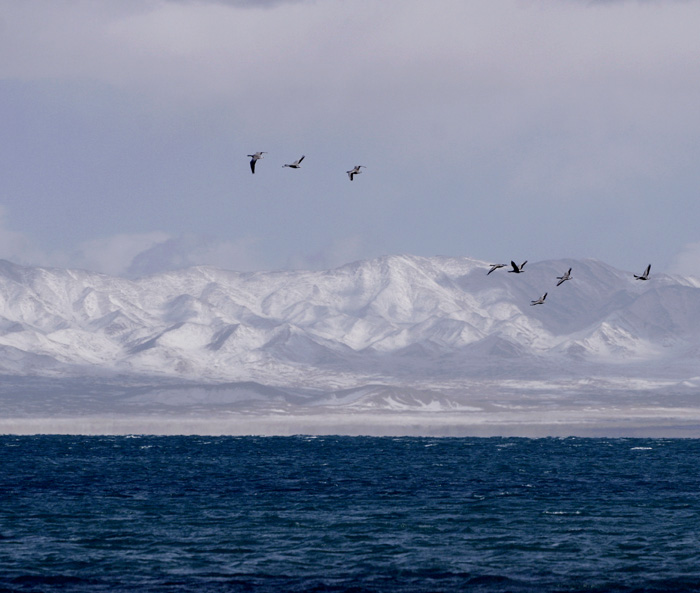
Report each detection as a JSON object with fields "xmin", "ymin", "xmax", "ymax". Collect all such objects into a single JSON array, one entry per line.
[{"xmin": 1, "ymin": 0, "xmax": 700, "ymax": 278}]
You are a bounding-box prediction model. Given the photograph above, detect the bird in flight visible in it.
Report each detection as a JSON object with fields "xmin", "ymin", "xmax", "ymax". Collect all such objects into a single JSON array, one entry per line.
[
  {"xmin": 283, "ymin": 156, "xmax": 305, "ymax": 169},
  {"xmin": 530, "ymin": 293, "xmax": 547, "ymax": 306},
  {"xmin": 487, "ymin": 263, "xmax": 506, "ymax": 275},
  {"xmin": 556, "ymin": 268, "xmax": 572, "ymax": 286},
  {"xmin": 247, "ymin": 152, "xmax": 266, "ymax": 174},
  {"xmin": 634, "ymin": 264, "xmax": 651, "ymax": 281},
  {"xmin": 508, "ymin": 260, "xmax": 527, "ymax": 274},
  {"xmin": 347, "ymin": 165, "xmax": 365, "ymax": 181}
]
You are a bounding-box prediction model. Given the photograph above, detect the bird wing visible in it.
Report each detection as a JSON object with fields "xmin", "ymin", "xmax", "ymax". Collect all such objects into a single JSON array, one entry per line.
[
  {"xmin": 298, "ymin": 156, "xmax": 305, "ymax": 164},
  {"xmin": 510, "ymin": 261, "xmax": 519, "ymax": 271},
  {"xmin": 250, "ymin": 159, "xmax": 256, "ymax": 174},
  {"xmin": 556, "ymin": 278, "xmax": 564, "ymax": 286}
]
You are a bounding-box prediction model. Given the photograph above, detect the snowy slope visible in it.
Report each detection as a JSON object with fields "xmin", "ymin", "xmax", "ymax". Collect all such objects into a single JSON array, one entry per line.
[{"xmin": 0, "ymin": 255, "xmax": 699, "ymax": 411}]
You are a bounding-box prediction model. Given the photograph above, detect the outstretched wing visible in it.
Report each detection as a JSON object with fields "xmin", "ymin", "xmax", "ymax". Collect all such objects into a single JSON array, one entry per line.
[{"xmin": 250, "ymin": 159, "xmax": 256, "ymax": 174}]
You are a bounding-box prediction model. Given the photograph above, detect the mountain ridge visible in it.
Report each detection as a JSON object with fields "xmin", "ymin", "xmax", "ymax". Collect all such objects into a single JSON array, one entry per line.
[
  {"xmin": 0, "ymin": 255, "xmax": 698, "ymax": 376},
  {"xmin": 1, "ymin": 254, "xmax": 699, "ymax": 434}
]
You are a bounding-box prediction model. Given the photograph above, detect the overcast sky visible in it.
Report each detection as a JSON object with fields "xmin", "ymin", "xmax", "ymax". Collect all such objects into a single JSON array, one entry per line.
[{"xmin": 1, "ymin": 0, "xmax": 700, "ymax": 277}]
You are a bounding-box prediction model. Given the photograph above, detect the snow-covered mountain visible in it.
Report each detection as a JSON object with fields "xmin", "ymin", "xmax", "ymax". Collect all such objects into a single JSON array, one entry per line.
[{"xmin": 1, "ymin": 255, "xmax": 699, "ymax": 435}]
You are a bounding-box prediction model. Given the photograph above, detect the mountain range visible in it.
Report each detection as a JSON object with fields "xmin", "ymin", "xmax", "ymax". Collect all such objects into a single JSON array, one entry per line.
[{"xmin": 1, "ymin": 255, "xmax": 699, "ymax": 436}]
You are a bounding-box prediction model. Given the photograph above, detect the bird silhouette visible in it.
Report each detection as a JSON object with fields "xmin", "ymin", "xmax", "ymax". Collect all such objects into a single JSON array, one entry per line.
[
  {"xmin": 487, "ymin": 263, "xmax": 506, "ymax": 275},
  {"xmin": 634, "ymin": 264, "xmax": 651, "ymax": 281},
  {"xmin": 530, "ymin": 293, "xmax": 547, "ymax": 306},
  {"xmin": 508, "ymin": 260, "xmax": 527, "ymax": 273},
  {"xmin": 283, "ymin": 156, "xmax": 305, "ymax": 169},
  {"xmin": 247, "ymin": 152, "xmax": 266, "ymax": 174},
  {"xmin": 347, "ymin": 165, "xmax": 365, "ymax": 181},
  {"xmin": 556, "ymin": 268, "xmax": 572, "ymax": 286}
]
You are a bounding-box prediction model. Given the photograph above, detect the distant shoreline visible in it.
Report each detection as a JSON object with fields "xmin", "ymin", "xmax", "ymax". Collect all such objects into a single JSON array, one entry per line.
[{"xmin": 3, "ymin": 409, "xmax": 700, "ymax": 438}]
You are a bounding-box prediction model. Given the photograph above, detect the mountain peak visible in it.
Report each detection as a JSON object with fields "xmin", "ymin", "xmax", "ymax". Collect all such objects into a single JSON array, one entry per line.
[{"xmin": 0, "ymin": 255, "xmax": 696, "ymax": 391}]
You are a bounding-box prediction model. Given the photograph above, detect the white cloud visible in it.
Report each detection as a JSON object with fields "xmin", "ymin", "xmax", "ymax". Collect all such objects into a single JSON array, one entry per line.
[
  {"xmin": 67, "ymin": 232, "xmax": 172, "ymax": 276},
  {"xmin": 126, "ymin": 234, "xmax": 268, "ymax": 276},
  {"xmin": 285, "ymin": 234, "xmax": 368, "ymax": 270},
  {"xmin": 668, "ymin": 242, "xmax": 700, "ymax": 279},
  {"xmin": 0, "ymin": 209, "xmax": 173, "ymax": 275},
  {"xmin": 0, "ymin": 202, "xmax": 367, "ymax": 275},
  {"xmin": 0, "ymin": 206, "xmax": 46, "ymax": 265}
]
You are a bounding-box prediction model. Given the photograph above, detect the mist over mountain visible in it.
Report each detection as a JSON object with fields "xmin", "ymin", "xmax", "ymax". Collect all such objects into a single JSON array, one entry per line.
[{"xmin": 1, "ymin": 255, "xmax": 699, "ymax": 436}]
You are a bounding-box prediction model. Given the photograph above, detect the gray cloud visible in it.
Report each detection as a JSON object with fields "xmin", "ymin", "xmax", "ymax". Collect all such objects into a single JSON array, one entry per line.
[
  {"xmin": 2, "ymin": 0, "xmax": 700, "ymax": 274},
  {"xmin": 164, "ymin": 0, "xmax": 306, "ymax": 7}
]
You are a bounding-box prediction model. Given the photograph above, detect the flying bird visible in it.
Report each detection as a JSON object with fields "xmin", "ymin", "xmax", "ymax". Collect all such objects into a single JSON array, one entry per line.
[
  {"xmin": 283, "ymin": 155, "xmax": 305, "ymax": 169},
  {"xmin": 634, "ymin": 264, "xmax": 651, "ymax": 281},
  {"xmin": 487, "ymin": 263, "xmax": 506, "ymax": 275},
  {"xmin": 247, "ymin": 152, "xmax": 266, "ymax": 174},
  {"xmin": 530, "ymin": 293, "xmax": 547, "ymax": 306},
  {"xmin": 508, "ymin": 260, "xmax": 527, "ymax": 274},
  {"xmin": 556, "ymin": 268, "xmax": 572, "ymax": 286},
  {"xmin": 347, "ymin": 165, "xmax": 365, "ymax": 181}
]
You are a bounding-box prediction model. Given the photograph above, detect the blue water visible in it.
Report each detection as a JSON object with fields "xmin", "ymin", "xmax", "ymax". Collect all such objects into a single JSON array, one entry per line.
[{"xmin": 2, "ymin": 436, "xmax": 700, "ymax": 592}]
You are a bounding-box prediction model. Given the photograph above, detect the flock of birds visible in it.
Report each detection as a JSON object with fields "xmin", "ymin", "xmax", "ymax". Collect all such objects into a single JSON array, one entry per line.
[
  {"xmin": 486, "ymin": 261, "xmax": 652, "ymax": 307},
  {"xmin": 247, "ymin": 150, "xmax": 653, "ymax": 309},
  {"xmin": 247, "ymin": 151, "xmax": 365, "ymax": 180}
]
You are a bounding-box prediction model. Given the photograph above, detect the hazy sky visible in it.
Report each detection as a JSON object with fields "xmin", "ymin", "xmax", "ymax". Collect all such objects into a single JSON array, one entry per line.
[{"xmin": 1, "ymin": 0, "xmax": 700, "ymax": 277}]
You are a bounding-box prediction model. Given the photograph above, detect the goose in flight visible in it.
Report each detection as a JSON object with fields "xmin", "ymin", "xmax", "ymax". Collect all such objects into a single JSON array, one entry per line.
[
  {"xmin": 508, "ymin": 260, "xmax": 527, "ymax": 274},
  {"xmin": 556, "ymin": 268, "xmax": 572, "ymax": 286},
  {"xmin": 347, "ymin": 165, "xmax": 365, "ymax": 181},
  {"xmin": 487, "ymin": 263, "xmax": 506, "ymax": 275},
  {"xmin": 283, "ymin": 155, "xmax": 305, "ymax": 169},
  {"xmin": 247, "ymin": 152, "xmax": 266, "ymax": 174},
  {"xmin": 530, "ymin": 293, "xmax": 547, "ymax": 306},
  {"xmin": 634, "ymin": 264, "xmax": 651, "ymax": 281}
]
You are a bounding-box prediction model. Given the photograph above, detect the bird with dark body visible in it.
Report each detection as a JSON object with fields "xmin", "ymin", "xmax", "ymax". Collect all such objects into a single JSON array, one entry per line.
[
  {"xmin": 508, "ymin": 260, "xmax": 527, "ymax": 274},
  {"xmin": 634, "ymin": 264, "xmax": 651, "ymax": 280}
]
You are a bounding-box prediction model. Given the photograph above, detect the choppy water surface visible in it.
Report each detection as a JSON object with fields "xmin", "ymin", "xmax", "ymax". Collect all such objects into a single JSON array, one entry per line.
[{"xmin": 2, "ymin": 436, "xmax": 700, "ymax": 592}]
